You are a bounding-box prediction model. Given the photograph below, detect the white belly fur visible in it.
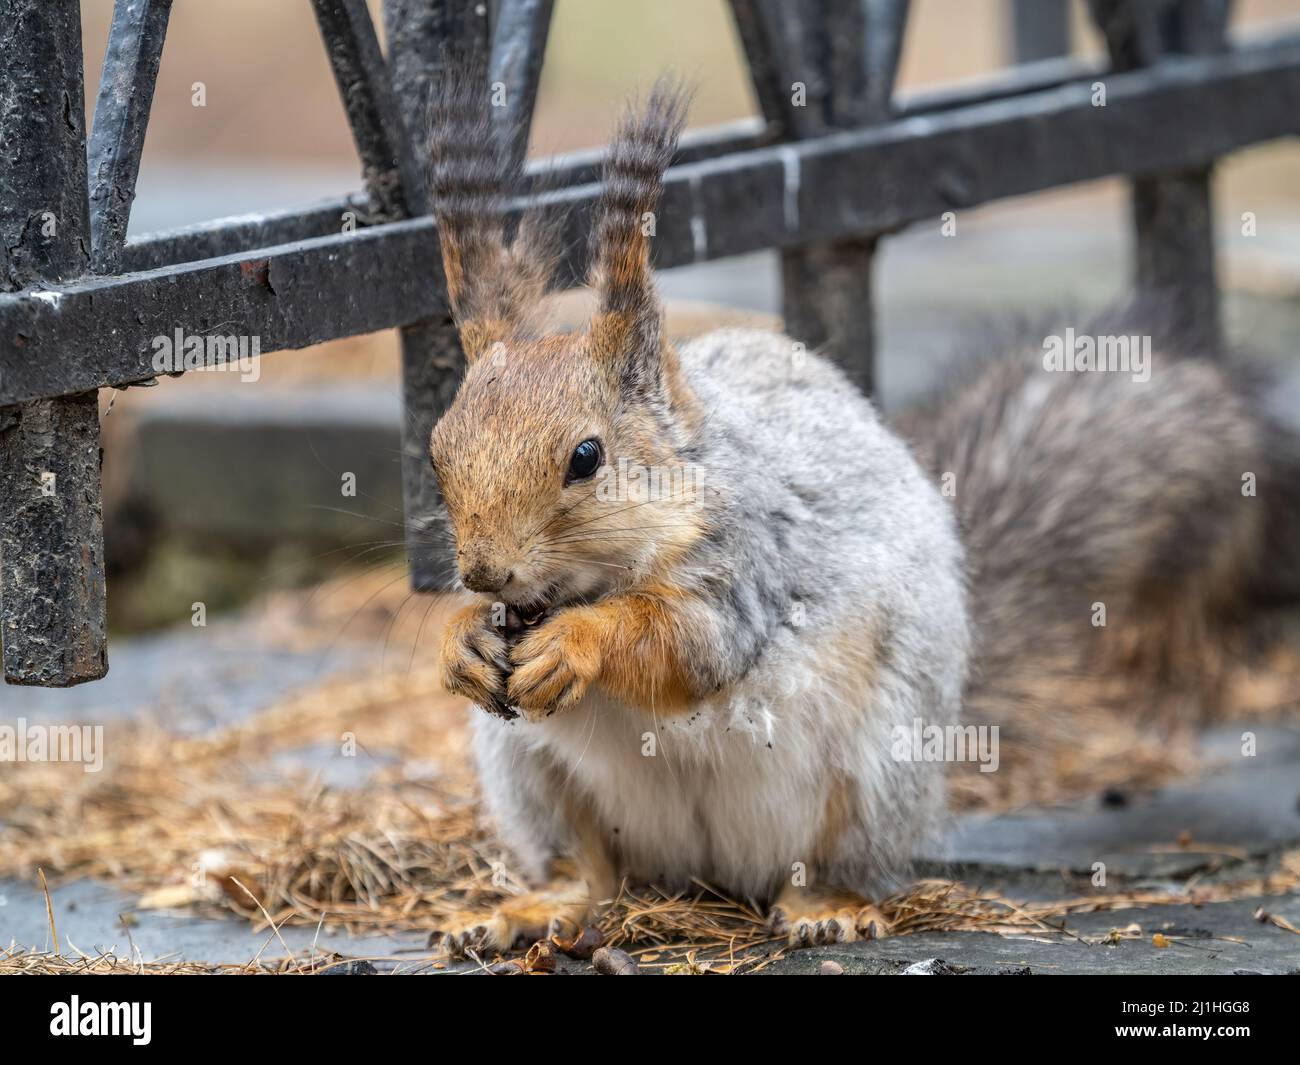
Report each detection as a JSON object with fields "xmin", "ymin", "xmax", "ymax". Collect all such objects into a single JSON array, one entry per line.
[{"xmin": 474, "ymin": 621, "xmax": 928, "ymax": 902}]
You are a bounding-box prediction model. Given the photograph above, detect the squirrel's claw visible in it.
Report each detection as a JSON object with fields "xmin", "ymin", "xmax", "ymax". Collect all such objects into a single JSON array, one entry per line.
[{"xmin": 769, "ymin": 888, "xmax": 891, "ymax": 950}]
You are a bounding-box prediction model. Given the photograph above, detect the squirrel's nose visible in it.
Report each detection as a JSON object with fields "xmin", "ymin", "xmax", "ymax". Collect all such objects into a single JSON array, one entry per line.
[{"xmin": 461, "ymin": 562, "xmax": 512, "ymax": 594}]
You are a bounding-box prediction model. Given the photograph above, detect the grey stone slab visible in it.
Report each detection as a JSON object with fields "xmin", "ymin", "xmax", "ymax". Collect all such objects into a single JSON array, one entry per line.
[
  {"xmin": 437, "ymin": 895, "xmax": 1300, "ymax": 975},
  {"xmin": 0, "ymin": 622, "xmax": 368, "ymax": 733},
  {"xmin": 128, "ymin": 384, "xmax": 407, "ymax": 545},
  {"xmin": 0, "ymin": 877, "xmax": 434, "ymax": 972},
  {"xmin": 3, "ymin": 625, "xmax": 1297, "ymax": 972},
  {"xmin": 7, "ymin": 875, "xmax": 1294, "ymax": 975},
  {"xmin": 755, "ymin": 897, "xmax": 1300, "ymax": 975},
  {"xmin": 260, "ymin": 742, "xmax": 401, "ymax": 789},
  {"xmin": 939, "ymin": 735, "xmax": 1300, "ymax": 878}
]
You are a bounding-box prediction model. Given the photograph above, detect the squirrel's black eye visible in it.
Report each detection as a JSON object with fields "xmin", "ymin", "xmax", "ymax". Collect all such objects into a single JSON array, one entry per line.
[{"xmin": 567, "ymin": 438, "xmax": 602, "ymax": 483}]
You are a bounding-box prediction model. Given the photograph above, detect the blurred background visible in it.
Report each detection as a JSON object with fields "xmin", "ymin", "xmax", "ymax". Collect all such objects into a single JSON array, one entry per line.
[{"xmin": 67, "ymin": 0, "xmax": 1300, "ymax": 632}]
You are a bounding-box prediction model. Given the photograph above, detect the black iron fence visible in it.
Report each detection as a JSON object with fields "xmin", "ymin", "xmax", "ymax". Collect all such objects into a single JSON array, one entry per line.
[{"xmin": 0, "ymin": 0, "xmax": 1296, "ymax": 687}]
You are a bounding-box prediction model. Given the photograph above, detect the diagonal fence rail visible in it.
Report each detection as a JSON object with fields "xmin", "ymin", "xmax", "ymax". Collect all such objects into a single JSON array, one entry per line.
[{"xmin": 0, "ymin": 0, "xmax": 1296, "ymax": 686}]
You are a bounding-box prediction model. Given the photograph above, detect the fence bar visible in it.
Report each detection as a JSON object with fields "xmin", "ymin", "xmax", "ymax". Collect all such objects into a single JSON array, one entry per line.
[
  {"xmin": 730, "ymin": 0, "xmax": 910, "ymax": 393},
  {"xmin": 121, "ymin": 53, "xmax": 1117, "ymax": 275},
  {"xmin": 1089, "ymin": 0, "xmax": 1233, "ymax": 344},
  {"xmin": 3, "ymin": 31, "xmax": 1300, "ymax": 404},
  {"xmin": 383, "ymin": 0, "xmax": 495, "ymax": 591},
  {"xmin": 1132, "ymin": 170, "xmax": 1219, "ymax": 332},
  {"xmin": 490, "ymin": 0, "xmax": 555, "ymax": 169},
  {"xmin": 835, "ymin": 0, "xmax": 911, "ymax": 126},
  {"xmin": 87, "ymin": 0, "xmax": 173, "ymax": 274},
  {"xmin": 1166, "ymin": 0, "xmax": 1234, "ymax": 53},
  {"xmin": 727, "ymin": 0, "xmax": 794, "ymax": 140},
  {"xmin": 1011, "ymin": 0, "xmax": 1071, "ymax": 64},
  {"xmin": 728, "ymin": 1, "xmax": 826, "ymax": 134},
  {"xmin": 120, "ymin": 120, "xmax": 770, "ymax": 273},
  {"xmin": 312, "ymin": 0, "xmax": 424, "ymax": 220},
  {"xmin": 121, "ymin": 194, "xmax": 373, "ymax": 273},
  {"xmin": 0, "ymin": 0, "xmax": 108, "ymax": 685}
]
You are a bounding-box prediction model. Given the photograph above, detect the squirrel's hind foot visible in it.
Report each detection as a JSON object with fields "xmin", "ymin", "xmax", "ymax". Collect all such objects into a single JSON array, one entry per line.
[{"xmin": 770, "ymin": 886, "xmax": 891, "ymax": 949}]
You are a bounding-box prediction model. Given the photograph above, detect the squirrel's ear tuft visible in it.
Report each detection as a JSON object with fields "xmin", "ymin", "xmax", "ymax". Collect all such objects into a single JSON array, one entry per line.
[
  {"xmin": 587, "ymin": 78, "xmax": 690, "ymax": 385},
  {"xmin": 426, "ymin": 54, "xmax": 555, "ymax": 363}
]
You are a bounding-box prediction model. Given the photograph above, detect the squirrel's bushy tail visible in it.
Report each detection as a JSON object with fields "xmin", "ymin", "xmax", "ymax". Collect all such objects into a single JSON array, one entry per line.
[{"xmin": 895, "ymin": 308, "xmax": 1300, "ymax": 803}]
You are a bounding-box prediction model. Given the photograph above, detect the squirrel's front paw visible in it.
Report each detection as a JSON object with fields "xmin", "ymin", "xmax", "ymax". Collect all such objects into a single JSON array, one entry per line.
[
  {"xmin": 438, "ymin": 602, "xmax": 513, "ymax": 718},
  {"xmin": 507, "ymin": 608, "xmax": 602, "ymax": 719}
]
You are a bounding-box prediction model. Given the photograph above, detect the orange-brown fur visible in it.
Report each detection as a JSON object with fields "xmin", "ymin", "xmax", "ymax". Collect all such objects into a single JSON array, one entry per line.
[
  {"xmin": 423, "ymin": 73, "xmax": 734, "ymax": 954},
  {"xmin": 508, "ymin": 582, "xmax": 704, "ymax": 716}
]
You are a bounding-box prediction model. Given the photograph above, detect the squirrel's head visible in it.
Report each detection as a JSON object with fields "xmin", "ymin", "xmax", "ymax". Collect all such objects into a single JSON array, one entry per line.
[{"xmin": 428, "ymin": 77, "xmax": 704, "ymax": 614}]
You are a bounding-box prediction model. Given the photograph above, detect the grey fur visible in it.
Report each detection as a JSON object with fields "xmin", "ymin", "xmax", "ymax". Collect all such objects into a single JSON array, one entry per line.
[
  {"xmin": 473, "ymin": 328, "xmax": 968, "ymax": 901},
  {"xmin": 895, "ymin": 307, "xmax": 1288, "ymax": 738},
  {"xmin": 471, "ymin": 311, "xmax": 1295, "ymax": 903},
  {"xmin": 443, "ymin": 82, "xmax": 1297, "ymax": 915}
]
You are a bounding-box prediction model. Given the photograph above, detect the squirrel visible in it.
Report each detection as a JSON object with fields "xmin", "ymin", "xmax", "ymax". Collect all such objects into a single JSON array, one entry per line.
[{"xmin": 426, "ymin": 74, "xmax": 1298, "ymax": 954}]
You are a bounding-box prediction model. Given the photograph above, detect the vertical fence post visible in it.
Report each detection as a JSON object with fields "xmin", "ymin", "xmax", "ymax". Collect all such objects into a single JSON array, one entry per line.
[
  {"xmin": 489, "ymin": 0, "xmax": 555, "ymax": 171},
  {"xmin": 1011, "ymin": 0, "xmax": 1071, "ymax": 64},
  {"xmin": 729, "ymin": 0, "xmax": 909, "ymax": 395},
  {"xmin": 87, "ymin": 0, "xmax": 173, "ymax": 275},
  {"xmin": 382, "ymin": 0, "xmax": 492, "ymax": 590},
  {"xmin": 0, "ymin": 0, "xmax": 109, "ymax": 685},
  {"xmin": 1088, "ymin": 0, "xmax": 1232, "ymax": 345},
  {"xmin": 381, "ymin": 0, "xmax": 553, "ymax": 591},
  {"xmin": 312, "ymin": 0, "xmax": 424, "ymax": 223}
]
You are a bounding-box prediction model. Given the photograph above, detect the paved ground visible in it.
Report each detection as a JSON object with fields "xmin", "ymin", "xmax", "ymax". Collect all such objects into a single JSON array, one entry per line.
[
  {"xmin": 3, "ymin": 618, "xmax": 1298, "ymax": 974},
  {"xmin": 8, "ymin": 870, "xmax": 1297, "ymax": 974},
  {"xmin": 760, "ymin": 897, "xmax": 1300, "ymax": 976}
]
